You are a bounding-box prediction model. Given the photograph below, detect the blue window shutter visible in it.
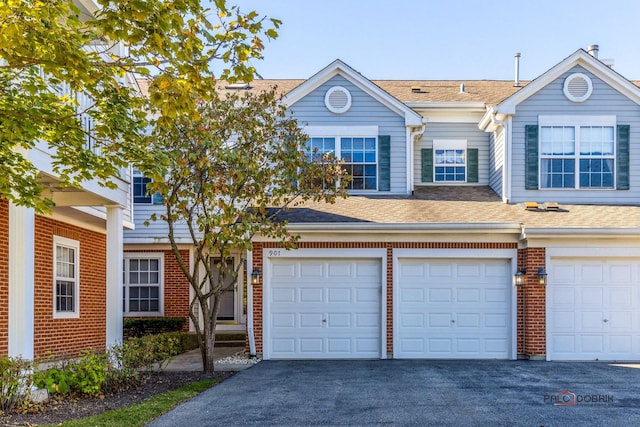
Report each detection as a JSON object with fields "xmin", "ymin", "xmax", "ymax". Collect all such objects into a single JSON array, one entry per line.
[
  {"xmin": 467, "ymin": 148, "xmax": 479, "ymax": 183},
  {"xmin": 617, "ymin": 125, "xmax": 630, "ymax": 190},
  {"xmin": 525, "ymin": 125, "xmax": 539, "ymax": 190},
  {"xmin": 378, "ymin": 135, "xmax": 391, "ymax": 191},
  {"xmin": 421, "ymin": 149, "xmax": 433, "ymax": 183}
]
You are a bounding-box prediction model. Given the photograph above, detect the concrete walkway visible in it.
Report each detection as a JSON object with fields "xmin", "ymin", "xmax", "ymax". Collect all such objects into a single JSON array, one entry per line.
[{"xmin": 163, "ymin": 347, "xmax": 257, "ymax": 372}]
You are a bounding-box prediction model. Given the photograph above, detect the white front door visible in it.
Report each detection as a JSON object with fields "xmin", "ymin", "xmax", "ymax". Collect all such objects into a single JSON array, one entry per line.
[
  {"xmin": 266, "ymin": 258, "xmax": 382, "ymax": 359},
  {"xmin": 396, "ymin": 258, "xmax": 512, "ymax": 359},
  {"xmin": 549, "ymin": 258, "xmax": 640, "ymax": 361}
]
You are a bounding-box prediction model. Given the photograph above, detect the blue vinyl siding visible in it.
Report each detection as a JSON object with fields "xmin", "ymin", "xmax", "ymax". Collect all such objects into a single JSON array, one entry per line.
[
  {"xmin": 290, "ymin": 75, "xmax": 408, "ymax": 194},
  {"xmin": 510, "ymin": 66, "xmax": 640, "ymax": 204},
  {"xmin": 414, "ymin": 123, "xmax": 491, "ymax": 186}
]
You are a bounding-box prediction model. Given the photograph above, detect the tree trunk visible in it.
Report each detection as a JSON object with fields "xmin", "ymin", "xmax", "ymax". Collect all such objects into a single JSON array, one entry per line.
[{"xmin": 200, "ymin": 292, "xmax": 221, "ymax": 374}]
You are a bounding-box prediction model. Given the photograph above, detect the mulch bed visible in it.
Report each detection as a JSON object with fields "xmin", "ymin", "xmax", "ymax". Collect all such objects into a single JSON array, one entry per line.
[{"xmin": 0, "ymin": 370, "xmax": 234, "ymax": 426}]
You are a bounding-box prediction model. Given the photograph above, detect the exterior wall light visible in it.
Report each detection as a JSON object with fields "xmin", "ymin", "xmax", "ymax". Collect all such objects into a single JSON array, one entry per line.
[
  {"xmin": 537, "ymin": 268, "xmax": 548, "ymax": 286},
  {"xmin": 251, "ymin": 268, "xmax": 261, "ymax": 285},
  {"xmin": 514, "ymin": 269, "xmax": 526, "ymax": 286}
]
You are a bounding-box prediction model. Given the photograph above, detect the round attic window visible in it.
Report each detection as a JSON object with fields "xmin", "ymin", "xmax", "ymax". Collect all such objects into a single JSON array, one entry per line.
[
  {"xmin": 324, "ymin": 86, "xmax": 352, "ymax": 114},
  {"xmin": 563, "ymin": 73, "xmax": 593, "ymax": 103}
]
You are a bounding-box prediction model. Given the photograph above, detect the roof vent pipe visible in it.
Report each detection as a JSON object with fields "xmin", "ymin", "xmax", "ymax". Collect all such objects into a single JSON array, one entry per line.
[
  {"xmin": 460, "ymin": 83, "xmax": 465, "ymax": 93},
  {"xmin": 514, "ymin": 52, "xmax": 521, "ymax": 87},
  {"xmin": 587, "ymin": 44, "xmax": 599, "ymax": 58}
]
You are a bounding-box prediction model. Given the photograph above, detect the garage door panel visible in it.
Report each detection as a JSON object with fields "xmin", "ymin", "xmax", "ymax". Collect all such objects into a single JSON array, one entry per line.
[
  {"xmin": 457, "ymin": 263, "xmax": 481, "ymax": 277},
  {"xmin": 356, "ymin": 287, "xmax": 378, "ymax": 302},
  {"xmin": 485, "ymin": 288, "xmax": 509, "ymax": 303},
  {"xmin": 457, "ymin": 314, "xmax": 480, "ymax": 327},
  {"xmin": 550, "ymin": 258, "xmax": 640, "ymax": 361},
  {"xmin": 401, "ymin": 288, "xmax": 424, "ymax": 302},
  {"xmin": 429, "ymin": 288, "xmax": 452, "ymax": 302},
  {"xmin": 397, "ymin": 258, "xmax": 512, "ymax": 359},
  {"xmin": 581, "ymin": 288, "xmax": 603, "ymax": 305},
  {"xmin": 457, "ymin": 289, "xmax": 480, "ymax": 303},
  {"xmin": 268, "ymin": 258, "xmax": 381, "ymax": 359},
  {"xmin": 327, "ymin": 288, "xmax": 350, "ymax": 302}
]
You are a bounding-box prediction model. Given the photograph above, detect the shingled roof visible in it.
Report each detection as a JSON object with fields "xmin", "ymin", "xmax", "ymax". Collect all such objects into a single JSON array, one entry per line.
[
  {"xmin": 137, "ymin": 78, "xmax": 529, "ymax": 107},
  {"xmin": 273, "ymin": 186, "xmax": 640, "ymax": 231}
]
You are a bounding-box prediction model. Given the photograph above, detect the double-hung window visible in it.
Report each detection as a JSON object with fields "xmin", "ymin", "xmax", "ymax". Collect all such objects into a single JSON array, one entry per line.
[
  {"xmin": 53, "ymin": 236, "xmax": 80, "ymax": 318},
  {"xmin": 123, "ymin": 253, "xmax": 163, "ymax": 316},
  {"xmin": 433, "ymin": 140, "xmax": 467, "ymax": 182},
  {"xmin": 539, "ymin": 116, "xmax": 615, "ymax": 189},
  {"xmin": 303, "ymin": 127, "xmax": 379, "ymax": 191}
]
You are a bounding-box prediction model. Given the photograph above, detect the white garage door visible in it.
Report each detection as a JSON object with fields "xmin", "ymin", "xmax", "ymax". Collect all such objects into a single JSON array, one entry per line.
[
  {"xmin": 549, "ymin": 258, "xmax": 640, "ymax": 361},
  {"xmin": 397, "ymin": 258, "xmax": 512, "ymax": 359},
  {"xmin": 266, "ymin": 258, "xmax": 382, "ymax": 359}
]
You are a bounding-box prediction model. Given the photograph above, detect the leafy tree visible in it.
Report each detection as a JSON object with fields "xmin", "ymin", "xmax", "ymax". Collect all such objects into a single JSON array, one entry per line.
[
  {"xmin": 1, "ymin": 0, "xmax": 279, "ymax": 212},
  {"xmin": 146, "ymin": 88, "xmax": 348, "ymax": 373}
]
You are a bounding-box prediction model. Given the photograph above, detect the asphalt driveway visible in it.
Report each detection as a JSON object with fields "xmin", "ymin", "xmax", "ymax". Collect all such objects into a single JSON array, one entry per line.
[{"xmin": 147, "ymin": 360, "xmax": 640, "ymax": 426}]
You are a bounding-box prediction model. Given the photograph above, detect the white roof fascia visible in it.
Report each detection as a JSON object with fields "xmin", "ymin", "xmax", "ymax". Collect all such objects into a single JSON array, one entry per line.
[
  {"xmin": 282, "ymin": 59, "xmax": 423, "ymax": 127},
  {"xmin": 497, "ymin": 49, "xmax": 640, "ymax": 113},
  {"xmin": 406, "ymin": 102, "xmax": 486, "ymax": 109},
  {"xmin": 285, "ymin": 222, "xmax": 522, "ymax": 233},
  {"xmin": 522, "ymin": 227, "xmax": 640, "ymax": 239}
]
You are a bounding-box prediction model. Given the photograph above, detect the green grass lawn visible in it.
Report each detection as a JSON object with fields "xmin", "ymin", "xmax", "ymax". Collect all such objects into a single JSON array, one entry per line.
[{"xmin": 51, "ymin": 378, "xmax": 218, "ymax": 427}]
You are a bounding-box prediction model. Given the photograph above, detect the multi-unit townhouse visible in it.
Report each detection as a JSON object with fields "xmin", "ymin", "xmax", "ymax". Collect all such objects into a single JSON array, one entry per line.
[
  {"xmin": 1, "ymin": 0, "xmax": 136, "ymax": 360},
  {"xmin": 127, "ymin": 45, "xmax": 640, "ymax": 362}
]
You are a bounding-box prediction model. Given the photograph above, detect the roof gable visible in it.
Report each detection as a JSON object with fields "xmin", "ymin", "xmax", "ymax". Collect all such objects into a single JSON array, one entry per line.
[
  {"xmin": 283, "ymin": 59, "xmax": 424, "ymax": 127},
  {"xmin": 496, "ymin": 49, "xmax": 640, "ymax": 114}
]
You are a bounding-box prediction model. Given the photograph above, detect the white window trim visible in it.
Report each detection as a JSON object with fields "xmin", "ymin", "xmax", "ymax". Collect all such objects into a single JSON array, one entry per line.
[
  {"xmin": 433, "ymin": 139, "xmax": 468, "ymax": 183},
  {"xmin": 538, "ymin": 115, "xmax": 616, "ymax": 190},
  {"xmin": 53, "ymin": 236, "xmax": 80, "ymax": 319},
  {"xmin": 303, "ymin": 125, "xmax": 378, "ymax": 137},
  {"xmin": 123, "ymin": 252, "xmax": 164, "ymax": 317}
]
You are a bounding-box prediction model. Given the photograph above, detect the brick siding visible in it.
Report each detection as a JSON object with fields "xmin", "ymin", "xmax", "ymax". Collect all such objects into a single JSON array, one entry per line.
[
  {"xmin": 33, "ymin": 216, "xmax": 107, "ymax": 359},
  {"xmin": 123, "ymin": 249, "xmax": 190, "ymax": 329}
]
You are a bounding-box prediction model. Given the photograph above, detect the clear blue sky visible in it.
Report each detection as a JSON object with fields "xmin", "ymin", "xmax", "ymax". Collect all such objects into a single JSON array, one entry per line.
[{"xmin": 234, "ymin": 0, "xmax": 640, "ymax": 81}]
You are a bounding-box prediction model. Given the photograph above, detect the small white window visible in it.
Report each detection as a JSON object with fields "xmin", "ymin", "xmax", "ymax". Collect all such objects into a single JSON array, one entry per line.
[
  {"xmin": 123, "ymin": 253, "xmax": 163, "ymax": 316},
  {"xmin": 433, "ymin": 140, "xmax": 467, "ymax": 182},
  {"xmin": 563, "ymin": 73, "xmax": 593, "ymax": 103},
  {"xmin": 324, "ymin": 86, "xmax": 352, "ymax": 114},
  {"xmin": 53, "ymin": 236, "xmax": 80, "ymax": 319}
]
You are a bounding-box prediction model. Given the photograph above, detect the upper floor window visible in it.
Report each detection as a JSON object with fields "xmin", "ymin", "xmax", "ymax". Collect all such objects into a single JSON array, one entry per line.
[
  {"xmin": 53, "ymin": 236, "xmax": 80, "ymax": 318},
  {"xmin": 539, "ymin": 116, "xmax": 615, "ymax": 189},
  {"xmin": 133, "ymin": 176, "xmax": 152, "ymax": 203},
  {"xmin": 433, "ymin": 140, "xmax": 467, "ymax": 182},
  {"xmin": 133, "ymin": 175, "xmax": 163, "ymax": 204},
  {"xmin": 304, "ymin": 136, "xmax": 378, "ymax": 190}
]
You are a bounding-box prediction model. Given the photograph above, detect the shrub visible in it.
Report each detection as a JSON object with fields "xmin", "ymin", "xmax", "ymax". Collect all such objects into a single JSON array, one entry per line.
[
  {"xmin": 123, "ymin": 318, "xmax": 186, "ymax": 338},
  {"xmin": 0, "ymin": 356, "xmax": 33, "ymax": 413},
  {"xmin": 33, "ymin": 351, "xmax": 109, "ymax": 398}
]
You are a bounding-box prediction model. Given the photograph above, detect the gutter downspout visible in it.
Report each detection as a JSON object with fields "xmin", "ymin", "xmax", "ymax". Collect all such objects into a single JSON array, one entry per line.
[
  {"xmin": 406, "ymin": 122, "xmax": 427, "ymax": 194},
  {"xmin": 246, "ymin": 250, "xmax": 257, "ymax": 357},
  {"xmin": 491, "ymin": 114, "xmax": 511, "ymax": 203}
]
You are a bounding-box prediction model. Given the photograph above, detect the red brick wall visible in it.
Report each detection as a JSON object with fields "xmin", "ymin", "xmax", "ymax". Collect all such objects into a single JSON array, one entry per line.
[
  {"xmin": 0, "ymin": 200, "xmax": 8, "ymax": 356},
  {"xmin": 34, "ymin": 216, "xmax": 107, "ymax": 359},
  {"xmin": 522, "ymin": 247, "xmax": 547, "ymax": 358},
  {"xmin": 123, "ymin": 249, "xmax": 190, "ymax": 329},
  {"xmin": 251, "ymin": 241, "xmax": 518, "ymax": 356}
]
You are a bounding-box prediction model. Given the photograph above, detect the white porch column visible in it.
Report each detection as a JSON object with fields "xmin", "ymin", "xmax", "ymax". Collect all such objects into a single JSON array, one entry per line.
[
  {"xmin": 105, "ymin": 206, "xmax": 123, "ymax": 346},
  {"xmin": 8, "ymin": 202, "xmax": 35, "ymax": 359}
]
